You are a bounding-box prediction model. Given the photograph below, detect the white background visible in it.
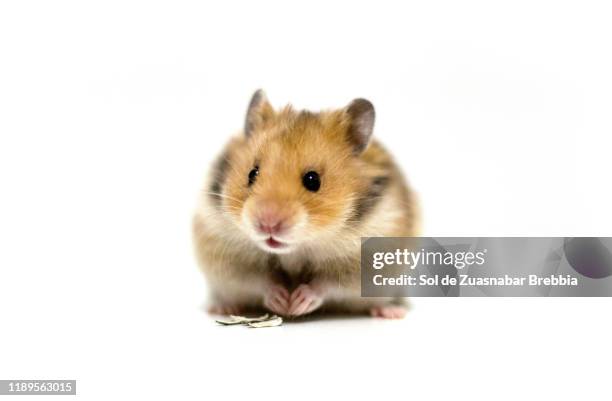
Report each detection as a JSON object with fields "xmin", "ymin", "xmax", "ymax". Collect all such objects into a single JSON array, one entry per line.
[{"xmin": 1, "ymin": 1, "xmax": 611, "ymax": 400}]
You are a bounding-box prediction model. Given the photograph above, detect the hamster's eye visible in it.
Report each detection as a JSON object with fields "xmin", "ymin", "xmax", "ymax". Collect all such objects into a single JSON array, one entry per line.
[
  {"xmin": 302, "ymin": 171, "xmax": 321, "ymax": 192},
  {"xmin": 248, "ymin": 166, "xmax": 259, "ymax": 186}
]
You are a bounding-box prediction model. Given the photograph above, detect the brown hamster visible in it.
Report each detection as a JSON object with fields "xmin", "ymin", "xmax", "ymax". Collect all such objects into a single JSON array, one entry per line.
[{"xmin": 193, "ymin": 90, "xmax": 419, "ymax": 319}]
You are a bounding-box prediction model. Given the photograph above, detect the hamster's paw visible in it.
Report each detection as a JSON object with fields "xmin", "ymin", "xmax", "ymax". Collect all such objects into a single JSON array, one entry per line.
[
  {"xmin": 263, "ymin": 284, "xmax": 290, "ymax": 315},
  {"xmin": 370, "ymin": 305, "xmax": 407, "ymax": 319},
  {"xmin": 288, "ymin": 284, "xmax": 324, "ymax": 316},
  {"xmin": 208, "ymin": 304, "xmax": 241, "ymax": 316}
]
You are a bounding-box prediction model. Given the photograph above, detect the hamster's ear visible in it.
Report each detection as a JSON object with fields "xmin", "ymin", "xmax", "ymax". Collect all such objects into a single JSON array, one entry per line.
[
  {"xmin": 345, "ymin": 98, "xmax": 375, "ymax": 154},
  {"xmin": 244, "ymin": 89, "xmax": 274, "ymax": 137}
]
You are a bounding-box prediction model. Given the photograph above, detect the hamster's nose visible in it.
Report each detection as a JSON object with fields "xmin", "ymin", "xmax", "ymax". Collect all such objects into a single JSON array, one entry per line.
[
  {"xmin": 258, "ymin": 220, "xmax": 283, "ymax": 235},
  {"xmin": 257, "ymin": 215, "xmax": 284, "ymax": 235},
  {"xmin": 255, "ymin": 205, "xmax": 289, "ymax": 236}
]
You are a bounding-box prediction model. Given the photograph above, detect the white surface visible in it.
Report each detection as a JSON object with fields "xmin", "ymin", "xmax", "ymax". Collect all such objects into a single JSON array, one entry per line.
[{"xmin": 1, "ymin": 1, "xmax": 611, "ymax": 400}]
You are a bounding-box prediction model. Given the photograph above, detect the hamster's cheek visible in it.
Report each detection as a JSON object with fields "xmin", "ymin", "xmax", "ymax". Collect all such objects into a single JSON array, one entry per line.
[
  {"xmin": 238, "ymin": 197, "xmax": 258, "ymax": 234},
  {"xmin": 303, "ymin": 198, "xmax": 349, "ymax": 231},
  {"xmin": 220, "ymin": 196, "xmax": 244, "ymax": 222}
]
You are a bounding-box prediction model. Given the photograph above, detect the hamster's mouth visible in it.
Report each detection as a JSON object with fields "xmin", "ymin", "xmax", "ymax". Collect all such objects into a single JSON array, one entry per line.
[
  {"xmin": 265, "ymin": 237, "xmax": 286, "ymax": 249},
  {"xmin": 252, "ymin": 234, "xmax": 294, "ymax": 254}
]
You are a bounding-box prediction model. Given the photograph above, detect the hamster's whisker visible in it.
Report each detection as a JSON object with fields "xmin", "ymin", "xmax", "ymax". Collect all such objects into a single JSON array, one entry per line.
[
  {"xmin": 195, "ymin": 205, "xmax": 242, "ymax": 220},
  {"xmin": 302, "ymin": 199, "xmax": 358, "ymax": 213},
  {"xmin": 202, "ymin": 191, "xmax": 244, "ymax": 204},
  {"xmin": 195, "ymin": 212, "xmax": 228, "ymax": 221},
  {"xmin": 306, "ymin": 217, "xmax": 366, "ymax": 238}
]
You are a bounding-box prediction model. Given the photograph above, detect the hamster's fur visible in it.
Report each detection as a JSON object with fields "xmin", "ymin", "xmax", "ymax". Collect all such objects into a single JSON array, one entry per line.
[{"xmin": 193, "ymin": 90, "xmax": 419, "ymax": 319}]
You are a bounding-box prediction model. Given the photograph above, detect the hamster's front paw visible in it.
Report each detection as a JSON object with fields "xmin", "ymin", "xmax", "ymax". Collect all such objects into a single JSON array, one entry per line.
[
  {"xmin": 370, "ymin": 305, "xmax": 406, "ymax": 319},
  {"xmin": 288, "ymin": 284, "xmax": 324, "ymax": 316},
  {"xmin": 263, "ymin": 284, "xmax": 290, "ymax": 315}
]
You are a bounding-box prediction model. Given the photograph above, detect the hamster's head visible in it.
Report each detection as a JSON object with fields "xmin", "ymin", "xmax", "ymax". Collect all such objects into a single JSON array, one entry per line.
[{"xmin": 215, "ymin": 90, "xmax": 376, "ymax": 254}]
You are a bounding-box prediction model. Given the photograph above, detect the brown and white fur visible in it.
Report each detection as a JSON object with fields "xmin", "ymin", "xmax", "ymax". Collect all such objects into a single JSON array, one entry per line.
[{"xmin": 193, "ymin": 90, "xmax": 419, "ymax": 319}]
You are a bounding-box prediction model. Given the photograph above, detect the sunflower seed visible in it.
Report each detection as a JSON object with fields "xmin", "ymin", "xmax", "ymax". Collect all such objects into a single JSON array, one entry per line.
[
  {"xmin": 215, "ymin": 313, "xmax": 270, "ymax": 325},
  {"xmin": 247, "ymin": 316, "xmax": 283, "ymax": 328}
]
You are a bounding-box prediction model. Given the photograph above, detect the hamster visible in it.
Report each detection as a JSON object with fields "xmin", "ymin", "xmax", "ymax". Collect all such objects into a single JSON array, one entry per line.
[{"xmin": 193, "ymin": 90, "xmax": 419, "ymax": 319}]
